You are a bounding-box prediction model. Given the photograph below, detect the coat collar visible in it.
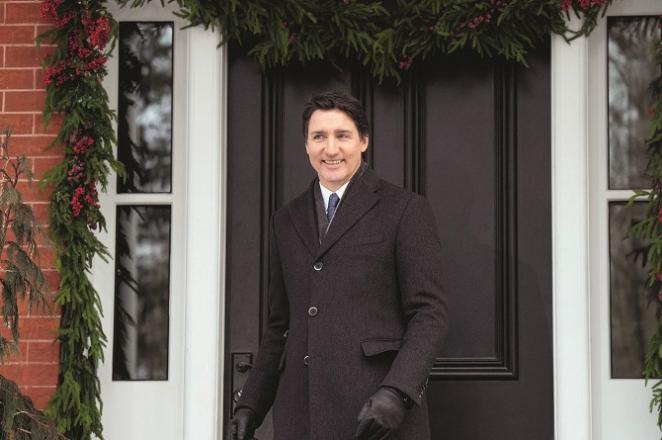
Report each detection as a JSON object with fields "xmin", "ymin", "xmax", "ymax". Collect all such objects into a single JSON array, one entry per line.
[{"xmin": 288, "ymin": 162, "xmax": 382, "ymax": 259}]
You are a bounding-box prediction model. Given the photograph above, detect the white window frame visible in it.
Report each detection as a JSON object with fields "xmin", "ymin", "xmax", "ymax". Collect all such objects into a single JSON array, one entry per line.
[{"xmin": 587, "ymin": 2, "xmax": 661, "ymax": 439}]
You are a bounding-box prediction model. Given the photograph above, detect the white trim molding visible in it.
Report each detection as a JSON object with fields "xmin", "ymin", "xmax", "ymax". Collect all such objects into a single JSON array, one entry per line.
[
  {"xmin": 551, "ymin": 26, "xmax": 593, "ymax": 440},
  {"xmin": 182, "ymin": 27, "xmax": 226, "ymax": 440}
]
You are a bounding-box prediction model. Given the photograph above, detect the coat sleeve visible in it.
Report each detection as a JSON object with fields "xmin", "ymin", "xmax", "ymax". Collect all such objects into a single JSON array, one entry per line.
[
  {"xmin": 379, "ymin": 194, "xmax": 448, "ymax": 407},
  {"xmin": 234, "ymin": 215, "xmax": 290, "ymax": 425}
]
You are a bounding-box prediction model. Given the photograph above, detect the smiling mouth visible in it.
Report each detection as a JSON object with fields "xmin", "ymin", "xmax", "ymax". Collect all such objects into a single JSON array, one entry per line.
[{"xmin": 322, "ymin": 159, "xmax": 343, "ymax": 165}]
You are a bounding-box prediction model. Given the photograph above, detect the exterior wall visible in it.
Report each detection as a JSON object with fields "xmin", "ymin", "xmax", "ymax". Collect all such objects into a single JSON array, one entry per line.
[{"xmin": 0, "ymin": 0, "xmax": 61, "ymax": 410}]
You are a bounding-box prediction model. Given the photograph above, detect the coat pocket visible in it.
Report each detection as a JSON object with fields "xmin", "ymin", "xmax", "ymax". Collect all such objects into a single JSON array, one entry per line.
[
  {"xmin": 342, "ymin": 233, "xmax": 383, "ymax": 248},
  {"xmin": 360, "ymin": 338, "xmax": 403, "ymax": 357}
]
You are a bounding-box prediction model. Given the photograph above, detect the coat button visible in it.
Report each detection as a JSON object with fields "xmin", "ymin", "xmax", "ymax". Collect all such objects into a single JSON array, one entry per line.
[
  {"xmin": 313, "ymin": 261, "xmax": 323, "ymax": 271},
  {"xmin": 303, "ymin": 355, "xmax": 310, "ymax": 366},
  {"xmin": 308, "ymin": 306, "xmax": 318, "ymax": 317}
]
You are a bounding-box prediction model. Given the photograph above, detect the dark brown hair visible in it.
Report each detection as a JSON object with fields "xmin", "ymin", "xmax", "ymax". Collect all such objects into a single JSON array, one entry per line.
[{"xmin": 302, "ymin": 89, "xmax": 369, "ymax": 140}]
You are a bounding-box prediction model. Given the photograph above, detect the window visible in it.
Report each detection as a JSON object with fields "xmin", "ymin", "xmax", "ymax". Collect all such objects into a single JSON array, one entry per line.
[
  {"xmin": 606, "ymin": 15, "xmax": 660, "ymax": 378},
  {"xmin": 112, "ymin": 21, "xmax": 176, "ymax": 381}
]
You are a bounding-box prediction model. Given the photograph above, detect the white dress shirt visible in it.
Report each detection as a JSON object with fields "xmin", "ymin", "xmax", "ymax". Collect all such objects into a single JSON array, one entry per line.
[{"xmin": 319, "ymin": 180, "xmax": 350, "ymax": 212}]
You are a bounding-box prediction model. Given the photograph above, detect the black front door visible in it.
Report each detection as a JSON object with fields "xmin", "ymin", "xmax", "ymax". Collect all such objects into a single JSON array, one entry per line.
[{"xmin": 224, "ymin": 41, "xmax": 553, "ymax": 439}]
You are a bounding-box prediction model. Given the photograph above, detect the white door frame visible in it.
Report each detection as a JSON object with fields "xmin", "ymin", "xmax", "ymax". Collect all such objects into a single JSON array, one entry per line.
[
  {"xmin": 551, "ymin": 24, "xmax": 593, "ymax": 440},
  {"xmin": 164, "ymin": 26, "xmax": 593, "ymax": 440},
  {"xmin": 180, "ymin": 26, "xmax": 226, "ymax": 440},
  {"xmin": 193, "ymin": 26, "xmax": 594, "ymax": 440}
]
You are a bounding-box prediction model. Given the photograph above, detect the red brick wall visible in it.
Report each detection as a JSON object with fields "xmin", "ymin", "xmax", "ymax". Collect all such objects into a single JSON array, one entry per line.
[{"xmin": 0, "ymin": 0, "xmax": 62, "ymax": 410}]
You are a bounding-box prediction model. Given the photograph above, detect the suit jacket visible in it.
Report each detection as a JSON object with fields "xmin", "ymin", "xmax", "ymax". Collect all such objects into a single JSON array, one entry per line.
[{"xmin": 235, "ymin": 163, "xmax": 448, "ymax": 440}]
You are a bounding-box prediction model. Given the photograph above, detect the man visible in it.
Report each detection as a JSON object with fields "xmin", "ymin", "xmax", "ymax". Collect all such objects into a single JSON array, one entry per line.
[{"xmin": 231, "ymin": 90, "xmax": 447, "ymax": 440}]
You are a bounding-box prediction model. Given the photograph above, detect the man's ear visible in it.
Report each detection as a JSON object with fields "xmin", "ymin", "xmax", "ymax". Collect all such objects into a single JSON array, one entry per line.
[{"xmin": 361, "ymin": 136, "xmax": 369, "ymax": 152}]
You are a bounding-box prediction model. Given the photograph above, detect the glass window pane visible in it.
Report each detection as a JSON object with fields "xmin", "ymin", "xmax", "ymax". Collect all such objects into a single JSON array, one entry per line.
[
  {"xmin": 118, "ymin": 22, "xmax": 173, "ymax": 193},
  {"xmin": 113, "ymin": 205, "xmax": 172, "ymax": 381},
  {"xmin": 608, "ymin": 16, "xmax": 661, "ymax": 190},
  {"xmin": 609, "ymin": 202, "xmax": 657, "ymax": 378}
]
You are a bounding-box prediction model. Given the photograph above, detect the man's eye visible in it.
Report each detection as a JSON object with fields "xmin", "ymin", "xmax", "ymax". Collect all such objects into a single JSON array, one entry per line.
[{"xmin": 313, "ymin": 134, "xmax": 324, "ymax": 140}]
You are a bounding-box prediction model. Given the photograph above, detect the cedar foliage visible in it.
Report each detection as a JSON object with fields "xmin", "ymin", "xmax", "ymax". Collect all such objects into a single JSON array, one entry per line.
[
  {"xmin": 628, "ymin": 34, "xmax": 662, "ymax": 431},
  {"xmin": 116, "ymin": 0, "xmax": 614, "ymax": 82},
  {"xmin": 0, "ymin": 128, "xmax": 61, "ymax": 439},
  {"xmin": 38, "ymin": 2, "xmax": 121, "ymax": 439}
]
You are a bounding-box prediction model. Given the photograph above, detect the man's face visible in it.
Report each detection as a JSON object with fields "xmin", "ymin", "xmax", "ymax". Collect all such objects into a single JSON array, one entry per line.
[{"xmin": 305, "ymin": 109, "xmax": 368, "ymax": 191}]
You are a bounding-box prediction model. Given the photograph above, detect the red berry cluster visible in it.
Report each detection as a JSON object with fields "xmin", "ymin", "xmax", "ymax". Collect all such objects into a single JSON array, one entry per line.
[
  {"xmin": 280, "ymin": 19, "xmax": 296, "ymax": 45},
  {"xmin": 398, "ymin": 55, "xmax": 413, "ymax": 70},
  {"xmin": 468, "ymin": 13, "xmax": 491, "ymax": 29},
  {"xmin": 41, "ymin": 0, "xmax": 75, "ymax": 28},
  {"xmin": 67, "ymin": 159, "xmax": 85, "ymax": 184},
  {"xmin": 561, "ymin": 0, "xmax": 607, "ymax": 12},
  {"xmin": 67, "ymin": 132, "xmax": 100, "ymax": 219},
  {"xmin": 43, "ymin": 61, "xmax": 66, "ymax": 86},
  {"xmin": 40, "ymin": 0, "xmax": 60, "ymax": 21},
  {"xmin": 70, "ymin": 181, "xmax": 99, "ymax": 219},
  {"xmin": 83, "ymin": 11, "xmax": 111, "ymax": 49},
  {"xmin": 41, "ymin": 2, "xmax": 111, "ymax": 87},
  {"xmin": 468, "ymin": 0, "xmax": 510, "ymax": 30},
  {"xmin": 67, "ymin": 132, "xmax": 99, "ymax": 218},
  {"xmin": 72, "ymin": 134, "xmax": 93, "ymax": 155},
  {"xmin": 40, "ymin": 0, "xmax": 74, "ymax": 27}
]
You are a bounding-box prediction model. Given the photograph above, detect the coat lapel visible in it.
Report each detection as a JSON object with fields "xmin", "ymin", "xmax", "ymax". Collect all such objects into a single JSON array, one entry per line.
[
  {"xmin": 315, "ymin": 166, "xmax": 381, "ymax": 259},
  {"xmin": 288, "ymin": 180, "xmax": 319, "ymax": 257}
]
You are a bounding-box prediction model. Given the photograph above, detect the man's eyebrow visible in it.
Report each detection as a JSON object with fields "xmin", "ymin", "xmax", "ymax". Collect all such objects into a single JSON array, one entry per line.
[
  {"xmin": 334, "ymin": 129, "xmax": 352, "ymax": 134},
  {"xmin": 310, "ymin": 130, "xmax": 327, "ymax": 135}
]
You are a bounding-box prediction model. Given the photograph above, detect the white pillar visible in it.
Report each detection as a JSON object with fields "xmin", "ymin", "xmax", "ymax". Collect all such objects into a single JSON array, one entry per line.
[
  {"xmin": 182, "ymin": 26, "xmax": 226, "ymax": 440},
  {"xmin": 551, "ymin": 28, "xmax": 592, "ymax": 440}
]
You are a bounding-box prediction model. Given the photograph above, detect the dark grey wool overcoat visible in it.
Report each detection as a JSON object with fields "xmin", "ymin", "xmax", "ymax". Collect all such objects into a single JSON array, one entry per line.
[{"xmin": 235, "ymin": 164, "xmax": 448, "ymax": 440}]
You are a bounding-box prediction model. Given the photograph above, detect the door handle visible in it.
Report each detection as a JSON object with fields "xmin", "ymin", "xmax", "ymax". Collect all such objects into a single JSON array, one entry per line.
[{"xmin": 236, "ymin": 360, "xmax": 253, "ymax": 373}]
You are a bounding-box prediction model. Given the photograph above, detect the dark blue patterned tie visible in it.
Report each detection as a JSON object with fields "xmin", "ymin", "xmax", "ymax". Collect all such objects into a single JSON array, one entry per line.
[{"xmin": 327, "ymin": 193, "xmax": 340, "ymax": 221}]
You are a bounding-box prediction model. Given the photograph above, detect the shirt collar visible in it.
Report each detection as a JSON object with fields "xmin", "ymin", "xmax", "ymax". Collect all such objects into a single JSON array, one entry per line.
[{"xmin": 319, "ymin": 179, "xmax": 350, "ymax": 211}]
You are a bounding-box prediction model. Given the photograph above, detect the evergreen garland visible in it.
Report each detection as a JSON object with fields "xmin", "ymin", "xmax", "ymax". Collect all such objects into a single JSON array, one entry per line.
[
  {"xmin": 36, "ymin": 0, "xmax": 627, "ymax": 439},
  {"xmin": 628, "ymin": 35, "xmax": 662, "ymax": 431},
  {"xmin": 118, "ymin": 0, "xmax": 614, "ymax": 81},
  {"xmin": 38, "ymin": 1, "xmax": 120, "ymax": 439}
]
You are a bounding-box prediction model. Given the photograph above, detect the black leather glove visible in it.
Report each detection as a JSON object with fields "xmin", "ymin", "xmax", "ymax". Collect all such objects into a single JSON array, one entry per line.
[
  {"xmin": 230, "ymin": 407, "xmax": 257, "ymax": 440},
  {"xmin": 355, "ymin": 386, "xmax": 409, "ymax": 440}
]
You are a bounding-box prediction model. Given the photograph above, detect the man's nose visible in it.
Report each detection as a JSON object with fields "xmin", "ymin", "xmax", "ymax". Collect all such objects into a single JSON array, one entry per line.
[{"xmin": 326, "ymin": 137, "xmax": 339, "ymax": 155}]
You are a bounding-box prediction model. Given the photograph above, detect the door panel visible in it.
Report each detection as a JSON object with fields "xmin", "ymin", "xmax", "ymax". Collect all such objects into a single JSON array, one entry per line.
[{"xmin": 225, "ymin": 41, "xmax": 552, "ymax": 439}]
